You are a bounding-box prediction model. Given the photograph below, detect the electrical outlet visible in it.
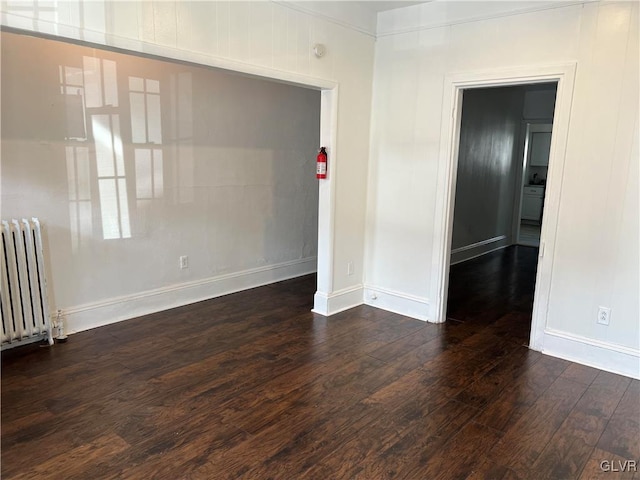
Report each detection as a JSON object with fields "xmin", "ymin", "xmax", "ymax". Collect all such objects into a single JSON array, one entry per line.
[
  {"xmin": 347, "ymin": 261, "xmax": 354, "ymax": 276},
  {"xmin": 597, "ymin": 306, "xmax": 610, "ymax": 325},
  {"xmin": 180, "ymin": 255, "xmax": 189, "ymax": 269}
]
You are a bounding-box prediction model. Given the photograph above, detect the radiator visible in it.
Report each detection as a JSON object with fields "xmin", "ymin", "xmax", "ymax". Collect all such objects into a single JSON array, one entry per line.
[{"xmin": 1, "ymin": 218, "xmax": 54, "ymax": 349}]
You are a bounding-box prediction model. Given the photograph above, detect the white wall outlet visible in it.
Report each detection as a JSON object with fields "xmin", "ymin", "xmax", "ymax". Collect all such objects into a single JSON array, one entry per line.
[
  {"xmin": 347, "ymin": 261, "xmax": 354, "ymax": 275},
  {"xmin": 180, "ymin": 255, "xmax": 189, "ymax": 269},
  {"xmin": 597, "ymin": 306, "xmax": 610, "ymax": 325}
]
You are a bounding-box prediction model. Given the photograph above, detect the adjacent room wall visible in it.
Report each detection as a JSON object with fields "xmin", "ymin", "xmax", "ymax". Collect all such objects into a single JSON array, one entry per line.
[
  {"xmin": 1, "ymin": 31, "xmax": 320, "ymax": 331},
  {"xmin": 450, "ymin": 86, "xmax": 525, "ymax": 264},
  {"xmin": 367, "ymin": 1, "xmax": 639, "ymax": 377},
  {"xmin": 1, "ymin": 1, "xmax": 376, "ymax": 330}
]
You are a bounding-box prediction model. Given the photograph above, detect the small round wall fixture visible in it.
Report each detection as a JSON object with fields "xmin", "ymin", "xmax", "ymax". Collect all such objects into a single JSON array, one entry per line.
[{"xmin": 313, "ymin": 43, "xmax": 326, "ymax": 58}]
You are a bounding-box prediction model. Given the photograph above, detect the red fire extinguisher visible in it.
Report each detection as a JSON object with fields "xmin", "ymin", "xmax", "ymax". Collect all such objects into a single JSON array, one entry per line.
[{"xmin": 316, "ymin": 147, "xmax": 327, "ymax": 179}]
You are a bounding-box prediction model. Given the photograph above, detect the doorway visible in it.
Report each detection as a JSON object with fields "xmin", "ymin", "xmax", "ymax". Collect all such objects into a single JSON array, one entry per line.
[
  {"xmin": 516, "ymin": 122, "xmax": 553, "ymax": 247},
  {"xmin": 430, "ymin": 64, "xmax": 576, "ymax": 352},
  {"xmin": 0, "ymin": 29, "xmax": 339, "ymax": 332},
  {"xmin": 446, "ymin": 83, "xmax": 557, "ymax": 338}
]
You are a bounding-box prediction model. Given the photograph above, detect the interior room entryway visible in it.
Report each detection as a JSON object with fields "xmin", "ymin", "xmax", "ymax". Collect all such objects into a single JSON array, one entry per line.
[
  {"xmin": 516, "ymin": 121, "xmax": 555, "ymax": 247},
  {"xmin": 435, "ymin": 73, "xmax": 566, "ymax": 349}
]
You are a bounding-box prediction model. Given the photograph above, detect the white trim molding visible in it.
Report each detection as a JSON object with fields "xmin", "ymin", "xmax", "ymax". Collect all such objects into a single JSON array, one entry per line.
[
  {"xmin": 313, "ymin": 87, "xmax": 340, "ymax": 312},
  {"xmin": 542, "ymin": 329, "xmax": 640, "ymax": 380},
  {"xmin": 376, "ymin": 1, "xmax": 595, "ymax": 38},
  {"xmin": 450, "ymin": 235, "xmax": 510, "ymax": 265},
  {"xmin": 312, "ymin": 284, "xmax": 364, "ymax": 316},
  {"xmin": 364, "ymin": 285, "xmax": 430, "ymax": 322},
  {"xmin": 59, "ymin": 258, "xmax": 317, "ymax": 334},
  {"xmin": 450, "ymin": 235, "xmax": 508, "ymax": 255},
  {"xmin": 430, "ymin": 62, "xmax": 577, "ymax": 347},
  {"xmin": 274, "ymin": 1, "xmax": 377, "ymax": 38}
]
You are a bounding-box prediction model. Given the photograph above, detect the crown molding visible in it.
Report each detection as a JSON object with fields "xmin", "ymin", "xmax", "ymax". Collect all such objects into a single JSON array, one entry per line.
[
  {"xmin": 273, "ymin": 1, "xmax": 378, "ymax": 37},
  {"xmin": 377, "ymin": 0, "xmax": 596, "ymax": 37}
]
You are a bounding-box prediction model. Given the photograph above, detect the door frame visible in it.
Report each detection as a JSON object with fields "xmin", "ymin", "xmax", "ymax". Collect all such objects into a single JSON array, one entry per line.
[{"xmin": 430, "ymin": 63, "xmax": 576, "ymax": 351}]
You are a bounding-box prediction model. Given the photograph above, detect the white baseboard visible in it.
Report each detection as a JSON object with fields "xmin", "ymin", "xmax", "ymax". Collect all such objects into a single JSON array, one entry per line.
[
  {"xmin": 542, "ymin": 329, "xmax": 640, "ymax": 380},
  {"xmin": 363, "ymin": 285, "xmax": 430, "ymax": 322},
  {"xmin": 58, "ymin": 257, "xmax": 317, "ymax": 334},
  {"xmin": 450, "ymin": 235, "xmax": 510, "ymax": 265},
  {"xmin": 312, "ymin": 285, "xmax": 364, "ymax": 316}
]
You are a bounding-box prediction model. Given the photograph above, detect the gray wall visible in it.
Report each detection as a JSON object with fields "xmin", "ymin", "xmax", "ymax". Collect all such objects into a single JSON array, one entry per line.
[
  {"xmin": 451, "ymin": 86, "xmax": 525, "ymax": 263},
  {"xmin": 521, "ymin": 84, "xmax": 557, "ymax": 185},
  {"xmin": 523, "ymin": 86, "xmax": 557, "ymax": 120},
  {"xmin": 1, "ymin": 31, "xmax": 320, "ymax": 312}
]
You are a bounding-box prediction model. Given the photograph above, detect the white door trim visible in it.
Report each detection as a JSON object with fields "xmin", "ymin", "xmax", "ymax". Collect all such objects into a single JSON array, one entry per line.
[
  {"xmin": 430, "ymin": 63, "xmax": 577, "ymax": 353},
  {"xmin": 313, "ymin": 87, "xmax": 340, "ymax": 314}
]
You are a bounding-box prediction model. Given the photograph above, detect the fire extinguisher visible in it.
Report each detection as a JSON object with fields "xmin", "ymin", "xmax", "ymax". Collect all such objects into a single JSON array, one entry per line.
[{"xmin": 316, "ymin": 147, "xmax": 327, "ymax": 179}]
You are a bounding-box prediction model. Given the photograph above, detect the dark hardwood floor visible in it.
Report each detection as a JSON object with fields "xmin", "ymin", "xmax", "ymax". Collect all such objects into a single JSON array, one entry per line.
[
  {"xmin": 447, "ymin": 245, "xmax": 539, "ymax": 344},
  {"xmin": 2, "ymin": 246, "xmax": 638, "ymax": 479}
]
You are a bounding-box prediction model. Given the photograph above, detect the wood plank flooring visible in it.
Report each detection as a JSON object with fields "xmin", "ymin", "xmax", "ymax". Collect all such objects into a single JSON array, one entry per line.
[{"xmin": 2, "ymin": 246, "xmax": 638, "ymax": 479}]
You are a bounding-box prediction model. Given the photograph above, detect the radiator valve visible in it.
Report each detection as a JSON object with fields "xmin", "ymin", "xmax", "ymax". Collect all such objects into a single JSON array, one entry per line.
[{"xmin": 55, "ymin": 309, "xmax": 68, "ymax": 343}]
